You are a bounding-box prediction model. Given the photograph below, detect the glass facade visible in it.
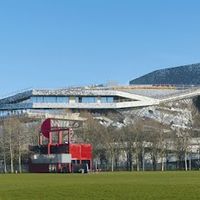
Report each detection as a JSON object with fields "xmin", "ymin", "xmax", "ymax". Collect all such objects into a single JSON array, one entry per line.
[
  {"xmin": 8, "ymin": 95, "xmax": 116, "ymax": 105},
  {"xmin": 0, "ymin": 109, "xmax": 27, "ymax": 116},
  {"xmin": 75, "ymin": 97, "xmax": 97, "ymax": 103},
  {"xmin": 100, "ymin": 97, "xmax": 114, "ymax": 103},
  {"xmin": 30, "ymin": 96, "xmax": 114, "ymax": 104},
  {"xmin": 31, "ymin": 96, "xmax": 69, "ymax": 103},
  {"xmin": 82, "ymin": 97, "xmax": 97, "ymax": 103},
  {"xmin": 0, "ymin": 95, "xmax": 121, "ymax": 117}
]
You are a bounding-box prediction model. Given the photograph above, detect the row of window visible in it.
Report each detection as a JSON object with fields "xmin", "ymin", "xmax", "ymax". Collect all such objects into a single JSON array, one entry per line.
[
  {"xmin": 0, "ymin": 109, "xmax": 63, "ymax": 117},
  {"xmin": 31, "ymin": 96, "xmax": 69, "ymax": 103},
  {"xmin": 27, "ymin": 96, "xmax": 114, "ymax": 104},
  {"xmin": 0, "ymin": 110, "xmax": 27, "ymax": 116}
]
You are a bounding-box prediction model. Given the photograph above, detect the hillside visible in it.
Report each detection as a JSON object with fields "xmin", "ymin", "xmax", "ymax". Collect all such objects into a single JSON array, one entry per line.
[{"xmin": 130, "ymin": 63, "xmax": 200, "ymax": 85}]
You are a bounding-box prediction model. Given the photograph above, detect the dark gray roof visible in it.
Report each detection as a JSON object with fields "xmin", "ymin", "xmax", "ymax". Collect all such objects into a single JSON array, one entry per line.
[{"xmin": 130, "ymin": 63, "xmax": 200, "ymax": 85}]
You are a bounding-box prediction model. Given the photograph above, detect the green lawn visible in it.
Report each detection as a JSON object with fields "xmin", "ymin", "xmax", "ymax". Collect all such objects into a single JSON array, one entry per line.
[{"xmin": 0, "ymin": 172, "xmax": 200, "ymax": 200}]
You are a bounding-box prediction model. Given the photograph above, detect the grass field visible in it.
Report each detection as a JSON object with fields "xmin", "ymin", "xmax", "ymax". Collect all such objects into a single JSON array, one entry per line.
[{"xmin": 0, "ymin": 172, "xmax": 200, "ymax": 200}]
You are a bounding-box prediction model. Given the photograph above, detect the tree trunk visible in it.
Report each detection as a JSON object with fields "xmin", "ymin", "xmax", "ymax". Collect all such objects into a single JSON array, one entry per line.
[
  {"xmin": 189, "ymin": 154, "xmax": 192, "ymax": 171},
  {"xmin": 152, "ymin": 154, "xmax": 157, "ymax": 171},
  {"xmin": 115, "ymin": 157, "xmax": 118, "ymax": 170},
  {"xmin": 3, "ymin": 148, "xmax": 7, "ymax": 173},
  {"xmin": 136, "ymin": 154, "xmax": 140, "ymax": 171},
  {"xmin": 111, "ymin": 154, "xmax": 114, "ymax": 172},
  {"xmin": 127, "ymin": 150, "xmax": 133, "ymax": 171},
  {"xmin": 18, "ymin": 151, "xmax": 22, "ymax": 173},
  {"xmin": 161, "ymin": 156, "xmax": 164, "ymax": 171},
  {"xmin": 142, "ymin": 149, "xmax": 145, "ymax": 171},
  {"xmin": 2, "ymin": 134, "xmax": 7, "ymax": 173},
  {"xmin": 165, "ymin": 153, "xmax": 168, "ymax": 170},
  {"xmin": 2, "ymin": 138, "xmax": 7, "ymax": 173},
  {"xmin": 184, "ymin": 152, "xmax": 188, "ymax": 171},
  {"xmin": 18, "ymin": 137, "xmax": 22, "ymax": 173},
  {"xmin": 161, "ymin": 155, "xmax": 165, "ymax": 172},
  {"xmin": 10, "ymin": 142, "xmax": 14, "ymax": 173}
]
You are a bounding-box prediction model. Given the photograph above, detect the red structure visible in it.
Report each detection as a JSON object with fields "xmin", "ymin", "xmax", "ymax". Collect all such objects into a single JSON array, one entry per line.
[{"xmin": 29, "ymin": 118, "xmax": 92, "ymax": 173}]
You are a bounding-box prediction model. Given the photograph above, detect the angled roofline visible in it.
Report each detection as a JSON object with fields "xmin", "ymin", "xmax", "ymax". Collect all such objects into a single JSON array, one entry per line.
[
  {"xmin": 0, "ymin": 87, "xmax": 200, "ymax": 110},
  {"xmin": 0, "ymin": 90, "xmax": 33, "ymax": 104},
  {"xmin": 0, "ymin": 88, "xmax": 156, "ymax": 103}
]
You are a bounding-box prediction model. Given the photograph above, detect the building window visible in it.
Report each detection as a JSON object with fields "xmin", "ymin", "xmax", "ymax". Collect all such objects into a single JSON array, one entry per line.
[
  {"xmin": 31, "ymin": 96, "xmax": 69, "ymax": 103},
  {"xmin": 31, "ymin": 96, "xmax": 43, "ymax": 103},
  {"xmin": 56, "ymin": 97, "xmax": 69, "ymax": 103},
  {"xmin": 81, "ymin": 97, "xmax": 96, "ymax": 103},
  {"xmin": 74, "ymin": 97, "xmax": 97, "ymax": 103},
  {"xmin": 43, "ymin": 97, "xmax": 56, "ymax": 103},
  {"xmin": 78, "ymin": 97, "xmax": 82, "ymax": 103},
  {"xmin": 101, "ymin": 97, "xmax": 114, "ymax": 103}
]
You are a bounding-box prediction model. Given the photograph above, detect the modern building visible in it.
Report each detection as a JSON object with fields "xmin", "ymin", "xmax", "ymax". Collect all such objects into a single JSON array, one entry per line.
[
  {"xmin": 1, "ymin": 85, "xmax": 200, "ymax": 171},
  {"xmin": 0, "ymin": 85, "xmax": 200, "ymax": 119}
]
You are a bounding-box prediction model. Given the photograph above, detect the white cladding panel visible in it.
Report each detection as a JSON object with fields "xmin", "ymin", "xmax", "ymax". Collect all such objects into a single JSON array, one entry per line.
[{"xmin": 31, "ymin": 154, "xmax": 71, "ymax": 164}]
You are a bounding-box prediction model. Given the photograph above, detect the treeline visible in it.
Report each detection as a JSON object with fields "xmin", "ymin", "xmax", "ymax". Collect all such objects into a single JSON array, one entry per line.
[
  {"xmin": 0, "ymin": 118, "xmax": 39, "ymax": 173},
  {"xmin": 77, "ymin": 112, "xmax": 200, "ymax": 172},
  {"xmin": 0, "ymin": 112, "xmax": 199, "ymax": 173}
]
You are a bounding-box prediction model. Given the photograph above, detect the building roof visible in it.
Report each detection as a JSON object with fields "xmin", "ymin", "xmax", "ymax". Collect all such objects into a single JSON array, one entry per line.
[{"xmin": 0, "ymin": 86, "xmax": 200, "ymax": 111}]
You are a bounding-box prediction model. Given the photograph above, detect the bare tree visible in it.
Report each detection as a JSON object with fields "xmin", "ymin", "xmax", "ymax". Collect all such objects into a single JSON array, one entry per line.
[
  {"xmin": 3, "ymin": 118, "xmax": 16, "ymax": 173},
  {"xmin": 101, "ymin": 126, "xmax": 121, "ymax": 172},
  {"xmin": 121, "ymin": 124, "xmax": 134, "ymax": 171},
  {"xmin": 78, "ymin": 112, "xmax": 107, "ymax": 170},
  {"xmin": 121, "ymin": 118, "xmax": 145, "ymax": 171},
  {"xmin": 0, "ymin": 117, "xmax": 40, "ymax": 173},
  {"xmin": 0, "ymin": 126, "xmax": 8, "ymax": 173},
  {"xmin": 174, "ymin": 128, "xmax": 191, "ymax": 171},
  {"xmin": 78, "ymin": 111, "xmax": 124, "ymax": 171},
  {"xmin": 15, "ymin": 120, "xmax": 30, "ymax": 173}
]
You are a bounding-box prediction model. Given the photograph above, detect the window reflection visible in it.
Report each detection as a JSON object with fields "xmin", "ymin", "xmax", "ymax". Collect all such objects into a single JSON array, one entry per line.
[
  {"xmin": 29, "ymin": 96, "xmax": 114, "ymax": 104},
  {"xmin": 101, "ymin": 97, "xmax": 114, "ymax": 103},
  {"xmin": 82, "ymin": 97, "xmax": 96, "ymax": 103},
  {"xmin": 31, "ymin": 96, "xmax": 69, "ymax": 103}
]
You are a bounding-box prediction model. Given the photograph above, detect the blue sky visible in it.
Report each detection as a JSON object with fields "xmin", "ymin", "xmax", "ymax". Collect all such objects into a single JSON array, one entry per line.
[{"xmin": 0, "ymin": 0, "xmax": 200, "ymax": 96}]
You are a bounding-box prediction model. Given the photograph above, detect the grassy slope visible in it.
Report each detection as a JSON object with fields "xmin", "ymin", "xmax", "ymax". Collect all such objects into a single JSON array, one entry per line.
[{"xmin": 0, "ymin": 172, "xmax": 200, "ymax": 200}]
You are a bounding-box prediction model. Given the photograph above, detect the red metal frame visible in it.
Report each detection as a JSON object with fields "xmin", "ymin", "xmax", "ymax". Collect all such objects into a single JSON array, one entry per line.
[{"xmin": 29, "ymin": 118, "xmax": 92, "ymax": 173}]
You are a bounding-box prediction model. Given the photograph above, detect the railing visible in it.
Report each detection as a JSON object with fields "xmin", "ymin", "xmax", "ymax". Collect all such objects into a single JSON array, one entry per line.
[{"xmin": 160, "ymin": 87, "xmax": 200, "ymax": 101}]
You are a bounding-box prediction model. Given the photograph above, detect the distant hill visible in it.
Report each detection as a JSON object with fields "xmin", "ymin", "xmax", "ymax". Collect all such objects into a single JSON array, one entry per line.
[{"xmin": 130, "ymin": 63, "xmax": 200, "ymax": 85}]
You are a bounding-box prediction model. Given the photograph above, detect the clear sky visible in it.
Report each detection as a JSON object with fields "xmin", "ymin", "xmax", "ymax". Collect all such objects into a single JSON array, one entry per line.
[{"xmin": 0, "ymin": 0, "xmax": 200, "ymax": 96}]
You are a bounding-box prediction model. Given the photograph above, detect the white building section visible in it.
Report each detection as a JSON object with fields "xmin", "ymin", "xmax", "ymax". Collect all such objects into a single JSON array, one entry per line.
[{"xmin": 0, "ymin": 86, "xmax": 199, "ymax": 118}]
